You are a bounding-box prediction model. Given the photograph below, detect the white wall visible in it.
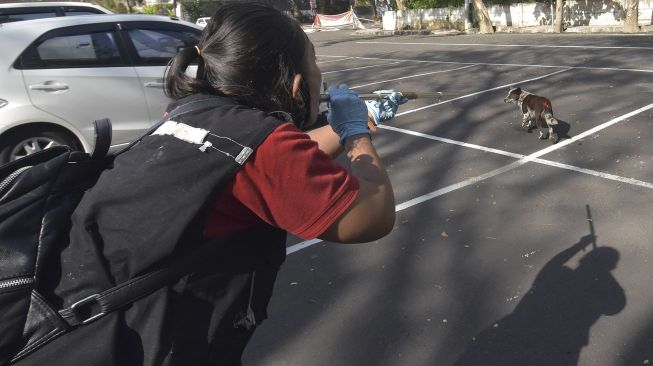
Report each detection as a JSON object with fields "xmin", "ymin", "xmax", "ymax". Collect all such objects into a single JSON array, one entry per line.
[{"xmin": 394, "ymin": 0, "xmax": 652, "ymax": 29}]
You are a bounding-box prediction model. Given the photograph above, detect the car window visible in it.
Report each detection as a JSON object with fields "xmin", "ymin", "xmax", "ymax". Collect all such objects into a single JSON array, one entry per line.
[
  {"xmin": 0, "ymin": 9, "xmax": 58, "ymax": 23},
  {"xmin": 127, "ymin": 28, "xmax": 198, "ymax": 65},
  {"xmin": 62, "ymin": 7, "xmax": 106, "ymax": 16},
  {"xmin": 63, "ymin": 10, "xmax": 102, "ymax": 16},
  {"xmin": 19, "ymin": 31, "xmax": 122, "ymax": 69}
]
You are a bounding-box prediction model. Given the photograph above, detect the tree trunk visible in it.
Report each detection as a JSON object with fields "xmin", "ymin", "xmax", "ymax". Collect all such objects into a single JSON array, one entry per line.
[
  {"xmin": 370, "ymin": 0, "xmax": 377, "ymax": 20},
  {"xmin": 290, "ymin": 0, "xmax": 301, "ymax": 17},
  {"xmin": 395, "ymin": 0, "xmax": 406, "ymax": 12},
  {"xmin": 624, "ymin": 0, "xmax": 639, "ymax": 33},
  {"xmin": 554, "ymin": 0, "xmax": 564, "ymax": 33},
  {"xmin": 471, "ymin": 0, "xmax": 494, "ymax": 33}
]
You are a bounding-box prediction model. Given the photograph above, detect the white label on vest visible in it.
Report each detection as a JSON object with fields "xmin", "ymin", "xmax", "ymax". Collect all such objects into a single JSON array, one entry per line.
[{"xmin": 152, "ymin": 121, "xmax": 209, "ymax": 144}]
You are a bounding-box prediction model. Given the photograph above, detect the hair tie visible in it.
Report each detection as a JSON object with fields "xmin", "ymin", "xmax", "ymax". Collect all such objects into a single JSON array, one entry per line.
[{"xmin": 194, "ymin": 45, "xmax": 202, "ymax": 57}]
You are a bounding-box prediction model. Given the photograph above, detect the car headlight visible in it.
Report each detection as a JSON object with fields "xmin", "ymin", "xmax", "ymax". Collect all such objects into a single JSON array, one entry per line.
[{"xmin": 0, "ymin": 99, "xmax": 7, "ymax": 109}]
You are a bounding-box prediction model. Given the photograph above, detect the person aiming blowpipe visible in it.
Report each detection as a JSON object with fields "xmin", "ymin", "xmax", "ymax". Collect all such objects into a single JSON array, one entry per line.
[
  {"xmin": 320, "ymin": 90, "xmax": 454, "ymax": 102},
  {"xmin": 320, "ymin": 89, "xmax": 454, "ymax": 132}
]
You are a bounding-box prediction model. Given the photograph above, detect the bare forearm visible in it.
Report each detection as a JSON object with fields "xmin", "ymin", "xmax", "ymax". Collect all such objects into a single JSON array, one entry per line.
[
  {"xmin": 306, "ymin": 116, "xmax": 376, "ymax": 159},
  {"xmin": 306, "ymin": 125, "xmax": 343, "ymax": 158},
  {"xmin": 319, "ymin": 134, "xmax": 395, "ymax": 243}
]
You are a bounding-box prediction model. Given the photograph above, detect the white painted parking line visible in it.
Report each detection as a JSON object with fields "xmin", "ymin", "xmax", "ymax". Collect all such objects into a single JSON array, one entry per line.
[
  {"xmin": 286, "ymin": 239, "xmax": 322, "ymax": 255},
  {"xmin": 351, "ymin": 64, "xmax": 478, "ymax": 89},
  {"xmin": 317, "ymin": 57, "xmax": 354, "ymax": 64},
  {"xmin": 356, "ymin": 41, "xmax": 653, "ymax": 51},
  {"xmin": 317, "ymin": 54, "xmax": 465, "ymax": 66},
  {"xmin": 520, "ymin": 102, "xmax": 653, "ymax": 160},
  {"xmin": 322, "ymin": 62, "xmax": 402, "ymax": 75},
  {"xmin": 317, "ymin": 54, "xmax": 653, "ymax": 74},
  {"xmin": 530, "ymin": 159, "xmax": 653, "ymax": 189},
  {"xmin": 285, "ymin": 102, "xmax": 653, "ymax": 255},
  {"xmin": 379, "ymin": 125, "xmax": 653, "ymax": 189},
  {"xmin": 396, "ymin": 68, "xmax": 571, "ymax": 116},
  {"xmin": 377, "ymin": 125, "xmax": 525, "ymax": 159}
]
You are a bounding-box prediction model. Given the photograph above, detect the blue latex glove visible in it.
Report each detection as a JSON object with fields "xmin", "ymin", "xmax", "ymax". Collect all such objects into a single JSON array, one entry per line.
[
  {"xmin": 365, "ymin": 90, "xmax": 409, "ymax": 125},
  {"xmin": 327, "ymin": 84, "xmax": 370, "ymax": 144}
]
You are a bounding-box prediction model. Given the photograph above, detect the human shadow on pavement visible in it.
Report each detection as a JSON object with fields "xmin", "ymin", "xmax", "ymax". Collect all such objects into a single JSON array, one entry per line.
[{"xmin": 454, "ymin": 234, "xmax": 626, "ymax": 366}]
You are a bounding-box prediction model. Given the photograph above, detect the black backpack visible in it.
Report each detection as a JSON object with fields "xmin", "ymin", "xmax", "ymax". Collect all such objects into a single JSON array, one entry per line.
[{"xmin": 0, "ymin": 97, "xmax": 282, "ymax": 364}]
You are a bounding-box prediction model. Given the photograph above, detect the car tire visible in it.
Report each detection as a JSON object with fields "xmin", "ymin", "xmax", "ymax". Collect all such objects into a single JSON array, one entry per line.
[{"xmin": 0, "ymin": 128, "xmax": 80, "ymax": 164}]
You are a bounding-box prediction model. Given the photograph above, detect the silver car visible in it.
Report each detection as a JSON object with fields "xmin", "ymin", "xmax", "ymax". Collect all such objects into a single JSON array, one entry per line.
[
  {"xmin": 0, "ymin": 2, "xmax": 112, "ymax": 23},
  {"xmin": 0, "ymin": 14, "xmax": 202, "ymax": 163}
]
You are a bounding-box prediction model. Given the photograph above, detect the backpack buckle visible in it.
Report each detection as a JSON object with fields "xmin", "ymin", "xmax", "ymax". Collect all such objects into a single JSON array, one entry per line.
[{"xmin": 70, "ymin": 294, "xmax": 105, "ymax": 325}]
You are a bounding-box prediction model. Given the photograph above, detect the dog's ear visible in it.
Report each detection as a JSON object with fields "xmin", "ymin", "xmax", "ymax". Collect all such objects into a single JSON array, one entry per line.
[{"xmin": 514, "ymin": 87, "xmax": 521, "ymax": 93}]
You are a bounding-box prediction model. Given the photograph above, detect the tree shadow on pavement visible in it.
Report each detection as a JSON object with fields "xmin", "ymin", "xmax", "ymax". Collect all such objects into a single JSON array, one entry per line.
[{"xmin": 454, "ymin": 234, "xmax": 626, "ymax": 366}]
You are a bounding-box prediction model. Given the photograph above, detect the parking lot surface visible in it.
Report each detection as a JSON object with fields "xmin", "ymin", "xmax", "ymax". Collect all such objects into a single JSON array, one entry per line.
[{"xmin": 243, "ymin": 31, "xmax": 653, "ymax": 366}]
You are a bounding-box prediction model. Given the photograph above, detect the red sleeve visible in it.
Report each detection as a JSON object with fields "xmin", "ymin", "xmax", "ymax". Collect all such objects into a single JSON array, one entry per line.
[{"xmin": 203, "ymin": 123, "xmax": 359, "ymax": 240}]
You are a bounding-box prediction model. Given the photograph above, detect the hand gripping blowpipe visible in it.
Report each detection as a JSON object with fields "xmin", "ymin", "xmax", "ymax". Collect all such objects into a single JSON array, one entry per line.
[{"xmin": 319, "ymin": 91, "xmax": 453, "ymax": 103}]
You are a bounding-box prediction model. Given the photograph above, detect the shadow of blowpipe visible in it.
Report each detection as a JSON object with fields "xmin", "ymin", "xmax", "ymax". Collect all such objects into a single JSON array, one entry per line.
[{"xmin": 586, "ymin": 204, "xmax": 597, "ymax": 250}]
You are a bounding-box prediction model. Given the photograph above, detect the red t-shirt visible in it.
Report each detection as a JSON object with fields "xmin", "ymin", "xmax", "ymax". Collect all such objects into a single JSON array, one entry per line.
[{"xmin": 203, "ymin": 123, "xmax": 359, "ymax": 240}]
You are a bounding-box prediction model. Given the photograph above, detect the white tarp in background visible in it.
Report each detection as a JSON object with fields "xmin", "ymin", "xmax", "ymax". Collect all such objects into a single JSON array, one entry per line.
[
  {"xmin": 382, "ymin": 10, "xmax": 397, "ymax": 30},
  {"xmin": 313, "ymin": 10, "xmax": 366, "ymax": 30}
]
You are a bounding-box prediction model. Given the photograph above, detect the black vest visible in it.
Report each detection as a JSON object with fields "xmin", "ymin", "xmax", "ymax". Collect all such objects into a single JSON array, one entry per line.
[{"xmin": 16, "ymin": 95, "xmax": 288, "ymax": 366}]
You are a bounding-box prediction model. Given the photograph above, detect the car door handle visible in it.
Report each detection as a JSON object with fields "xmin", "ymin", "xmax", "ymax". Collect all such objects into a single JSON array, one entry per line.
[
  {"xmin": 144, "ymin": 81, "xmax": 164, "ymax": 88},
  {"xmin": 29, "ymin": 82, "xmax": 69, "ymax": 92}
]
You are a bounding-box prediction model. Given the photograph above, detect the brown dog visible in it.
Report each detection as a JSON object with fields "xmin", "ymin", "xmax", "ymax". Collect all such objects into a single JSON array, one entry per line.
[{"xmin": 504, "ymin": 87, "xmax": 559, "ymax": 143}]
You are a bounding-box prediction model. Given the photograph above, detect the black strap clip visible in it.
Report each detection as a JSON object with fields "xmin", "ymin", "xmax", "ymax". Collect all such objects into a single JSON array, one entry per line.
[{"xmin": 67, "ymin": 294, "xmax": 105, "ymax": 325}]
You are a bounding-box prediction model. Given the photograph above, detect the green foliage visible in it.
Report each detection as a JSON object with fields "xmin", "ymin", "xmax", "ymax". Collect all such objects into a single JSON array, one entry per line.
[
  {"xmin": 487, "ymin": 0, "xmax": 539, "ymax": 3},
  {"xmin": 116, "ymin": 3, "xmax": 129, "ymax": 13},
  {"xmin": 405, "ymin": 0, "xmax": 463, "ymax": 9},
  {"xmin": 141, "ymin": 3, "xmax": 175, "ymax": 15},
  {"xmin": 404, "ymin": 0, "xmax": 540, "ymax": 9},
  {"xmin": 179, "ymin": 0, "xmax": 204, "ymax": 21},
  {"xmin": 97, "ymin": 0, "xmax": 131, "ymax": 13}
]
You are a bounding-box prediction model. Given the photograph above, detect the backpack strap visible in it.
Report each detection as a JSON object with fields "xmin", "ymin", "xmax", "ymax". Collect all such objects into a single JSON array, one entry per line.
[
  {"xmin": 116, "ymin": 97, "xmax": 228, "ymax": 156},
  {"xmin": 59, "ymin": 237, "xmax": 225, "ymax": 327},
  {"xmin": 58, "ymin": 97, "xmax": 280, "ymax": 328},
  {"xmin": 91, "ymin": 118, "xmax": 112, "ymax": 160}
]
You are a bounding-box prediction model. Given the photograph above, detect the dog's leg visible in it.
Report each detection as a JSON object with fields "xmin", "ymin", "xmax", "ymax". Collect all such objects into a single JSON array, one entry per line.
[
  {"xmin": 544, "ymin": 112, "xmax": 559, "ymax": 143},
  {"xmin": 536, "ymin": 114, "xmax": 549, "ymax": 140},
  {"xmin": 521, "ymin": 112, "xmax": 532, "ymax": 130}
]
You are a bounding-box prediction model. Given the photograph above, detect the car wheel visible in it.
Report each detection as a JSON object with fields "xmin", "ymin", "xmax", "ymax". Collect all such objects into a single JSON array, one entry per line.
[{"xmin": 0, "ymin": 128, "xmax": 80, "ymax": 164}]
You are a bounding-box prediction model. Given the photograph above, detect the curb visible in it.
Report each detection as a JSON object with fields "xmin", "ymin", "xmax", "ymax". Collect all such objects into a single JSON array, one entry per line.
[
  {"xmin": 352, "ymin": 25, "xmax": 653, "ymax": 36},
  {"xmin": 353, "ymin": 29, "xmax": 465, "ymax": 36},
  {"xmin": 495, "ymin": 25, "xmax": 653, "ymax": 34}
]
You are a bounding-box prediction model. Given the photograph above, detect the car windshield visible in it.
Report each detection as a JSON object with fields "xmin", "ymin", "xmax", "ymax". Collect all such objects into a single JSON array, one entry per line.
[
  {"xmin": 0, "ymin": 9, "xmax": 58, "ymax": 23},
  {"xmin": 0, "ymin": 5, "xmax": 107, "ymax": 23}
]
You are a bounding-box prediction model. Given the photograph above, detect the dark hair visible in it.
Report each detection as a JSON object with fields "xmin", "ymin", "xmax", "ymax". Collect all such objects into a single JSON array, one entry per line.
[{"xmin": 164, "ymin": 4, "xmax": 310, "ymax": 124}]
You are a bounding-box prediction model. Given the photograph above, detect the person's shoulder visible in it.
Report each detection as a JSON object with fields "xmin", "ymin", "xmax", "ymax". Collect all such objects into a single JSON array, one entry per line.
[
  {"xmin": 262, "ymin": 122, "xmax": 310, "ymax": 144},
  {"xmin": 165, "ymin": 93, "xmax": 208, "ymax": 113},
  {"xmin": 254, "ymin": 122, "xmax": 317, "ymax": 161}
]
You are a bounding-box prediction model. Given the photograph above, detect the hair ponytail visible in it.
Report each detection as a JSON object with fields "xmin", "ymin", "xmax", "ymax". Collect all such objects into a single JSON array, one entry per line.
[
  {"xmin": 163, "ymin": 4, "xmax": 310, "ymax": 127},
  {"xmin": 164, "ymin": 46, "xmax": 212, "ymax": 99}
]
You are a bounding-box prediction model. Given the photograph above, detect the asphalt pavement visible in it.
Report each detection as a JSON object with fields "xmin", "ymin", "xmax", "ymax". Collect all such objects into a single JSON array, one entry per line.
[{"xmin": 243, "ymin": 30, "xmax": 653, "ymax": 366}]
